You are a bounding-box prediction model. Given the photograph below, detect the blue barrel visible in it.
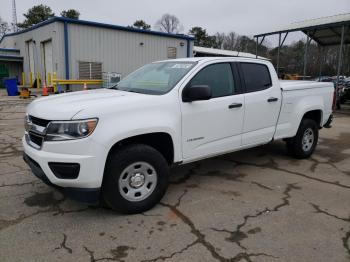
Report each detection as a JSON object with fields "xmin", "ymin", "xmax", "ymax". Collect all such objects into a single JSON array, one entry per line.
[{"xmin": 4, "ymin": 78, "xmax": 18, "ymax": 96}]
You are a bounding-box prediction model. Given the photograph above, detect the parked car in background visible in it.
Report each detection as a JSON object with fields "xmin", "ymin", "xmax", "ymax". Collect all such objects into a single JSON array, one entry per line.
[
  {"xmin": 23, "ymin": 57, "xmax": 334, "ymax": 213},
  {"xmin": 322, "ymin": 77, "xmax": 334, "ymax": 83},
  {"xmin": 339, "ymin": 80, "xmax": 350, "ymax": 104},
  {"xmin": 314, "ymin": 76, "xmax": 333, "ymax": 82}
]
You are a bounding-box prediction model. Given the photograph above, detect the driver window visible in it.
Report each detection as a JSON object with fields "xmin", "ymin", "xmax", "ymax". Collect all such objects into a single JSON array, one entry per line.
[{"xmin": 189, "ymin": 63, "xmax": 235, "ymax": 98}]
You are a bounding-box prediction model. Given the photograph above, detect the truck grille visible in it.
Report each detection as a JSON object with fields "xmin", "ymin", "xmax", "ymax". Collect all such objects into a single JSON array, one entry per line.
[
  {"xmin": 26, "ymin": 115, "xmax": 50, "ymax": 149},
  {"xmin": 29, "ymin": 115, "xmax": 50, "ymax": 127},
  {"xmin": 28, "ymin": 132, "xmax": 44, "ymax": 148}
]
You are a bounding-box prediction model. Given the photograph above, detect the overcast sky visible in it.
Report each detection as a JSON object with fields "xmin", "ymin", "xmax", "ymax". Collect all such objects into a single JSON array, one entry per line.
[{"xmin": 1, "ymin": 0, "xmax": 349, "ymax": 45}]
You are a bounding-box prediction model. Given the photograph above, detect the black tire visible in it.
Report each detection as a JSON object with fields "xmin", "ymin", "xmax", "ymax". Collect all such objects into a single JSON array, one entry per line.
[
  {"xmin": 102, "ymin": 144, "xmax": 169, "ymax": 214},
  {"xmin": 286, "ymin": 119, "xmax": 319, "ymax": 159}
]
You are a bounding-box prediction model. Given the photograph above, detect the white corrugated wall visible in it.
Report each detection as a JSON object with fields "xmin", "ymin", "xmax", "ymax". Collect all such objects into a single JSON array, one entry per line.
[
  {"xmin": 0, "ymin": 20, "xmax": 193, "ymax": 84},
  {"xmin": 68, "ymin": 23, "xmax": 191, "ymax": 79}
]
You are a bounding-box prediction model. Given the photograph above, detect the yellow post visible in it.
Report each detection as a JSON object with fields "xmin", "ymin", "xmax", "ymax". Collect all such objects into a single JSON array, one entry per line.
[
  {"xmin": 53, "ymin": 72, "xmax": 57, "ymax": 92},
  {"xmin": 21, "ymin": 72, "xmax": 25, "ymax": 86},
  {"xmin": 36, "ymin": 72, "xmax": 40, "ymax": 89},
  {"xmin": 48, "ymin": 72, "xmax": 51, "ymax": 86},
  {"xmin": 29, "ymin": 72, "xmax": 33, "ymax": 86}
]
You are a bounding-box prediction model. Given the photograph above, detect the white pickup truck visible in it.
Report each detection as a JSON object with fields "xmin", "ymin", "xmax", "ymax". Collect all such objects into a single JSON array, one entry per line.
[{"xmin": 23, "ymin": 57, "xmax": 334, "ymax": 213}]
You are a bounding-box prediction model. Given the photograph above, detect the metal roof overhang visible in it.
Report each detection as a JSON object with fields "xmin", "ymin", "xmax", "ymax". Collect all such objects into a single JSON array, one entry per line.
[
  {"xmin": 253, "ymin": 13, "xmax": 350, "ymax": 83},
  {"xmin": 254, "ymin": 14, "xmax": 350, "ymax": 46},
  {"xmin": 0, "ymin": 55, "xmax": 23, "ymax": 62}
]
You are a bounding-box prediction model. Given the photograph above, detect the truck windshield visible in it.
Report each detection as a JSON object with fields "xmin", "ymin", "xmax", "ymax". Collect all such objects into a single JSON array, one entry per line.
[{"xmin": 111, "ymin": 61, "xmax": 196, "ymax": 95}]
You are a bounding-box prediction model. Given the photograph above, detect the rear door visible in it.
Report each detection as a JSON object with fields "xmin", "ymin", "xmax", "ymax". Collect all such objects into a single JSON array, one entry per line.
[
  {"xmin": 239, "ymin": 62, "xmax": 281, "ymax": 145},
  {"xmin": 181, "ymin": 62, "xmax": 244, "ymax": 160}
]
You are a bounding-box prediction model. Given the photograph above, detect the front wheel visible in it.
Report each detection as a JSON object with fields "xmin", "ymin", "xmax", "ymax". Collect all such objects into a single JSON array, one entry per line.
[
  {"xmin": 102, "ymin": 144, "xmax": 169, "ymax": 214},
  {"xmin": 286, "ymin": 119, "xmax": 319, "ymax": 159}
]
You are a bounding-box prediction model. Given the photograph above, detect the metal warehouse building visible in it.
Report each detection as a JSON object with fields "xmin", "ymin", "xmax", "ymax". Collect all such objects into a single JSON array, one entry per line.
[{"xmin": 0, "ymin": 17, "xmax": 194, "ymax": 88}]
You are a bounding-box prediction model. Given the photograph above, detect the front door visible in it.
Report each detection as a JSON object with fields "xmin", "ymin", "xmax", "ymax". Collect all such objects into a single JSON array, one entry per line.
[{"xmin": 181, "ymin": 62, "xmax": 244, "ymax": 160}]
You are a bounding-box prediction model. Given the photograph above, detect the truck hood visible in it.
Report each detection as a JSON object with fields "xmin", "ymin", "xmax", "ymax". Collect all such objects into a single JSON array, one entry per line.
[{"xmin": 27, "ymin": 89, "xmax": 149, "ymax": 120}]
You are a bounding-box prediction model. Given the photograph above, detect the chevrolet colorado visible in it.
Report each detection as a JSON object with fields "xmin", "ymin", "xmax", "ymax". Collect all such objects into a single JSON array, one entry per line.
[{"xmin": 23, "ymin": 57, "xmax": 334, "ymax": 213}]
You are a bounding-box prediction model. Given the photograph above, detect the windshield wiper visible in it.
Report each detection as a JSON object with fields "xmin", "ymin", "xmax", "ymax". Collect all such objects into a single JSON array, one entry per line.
[
  {"xmin": 125, "ymin": 89, "xmax": 140, "ymax": 93},
  {"xmin": 109, "ymin": 86, "xmax": 140, "ymax": 94}
]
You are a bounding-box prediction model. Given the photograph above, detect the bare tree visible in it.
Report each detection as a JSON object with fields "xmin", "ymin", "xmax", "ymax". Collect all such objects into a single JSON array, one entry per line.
[
  {"xmin": 223, "ymin": 32, "xmax": 237, "ymax": 50},
  {"xmin": 156, "ymin": 14, "xmax": 183, "ymax": 33},
  {"xmin": 215, "ymin": 33, "xmax": 226, "ymax": 49},
  {"xmin": 0, "ymin": 17, "xmax": 10, "ymax": 38}
]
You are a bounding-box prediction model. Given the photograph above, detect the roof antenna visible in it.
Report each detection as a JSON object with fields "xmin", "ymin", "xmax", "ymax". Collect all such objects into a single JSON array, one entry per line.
[{"xmin": 12, "ymin": 0, "xmax": 18, "ymax": 32}]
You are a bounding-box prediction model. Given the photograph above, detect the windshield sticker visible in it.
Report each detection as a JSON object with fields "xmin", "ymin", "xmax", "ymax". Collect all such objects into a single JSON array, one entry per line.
[{"xmin": 171, "ymin": 64, "xmax": 192, "ymax": 69}]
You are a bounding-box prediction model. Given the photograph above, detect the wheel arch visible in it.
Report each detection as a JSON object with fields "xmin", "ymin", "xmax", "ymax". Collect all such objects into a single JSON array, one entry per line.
[
  {"xmin": 301, "ymin": 109, "xmax": 323, "ymax": 128},
  {"xmin": 105, "ymin": 132, "xmax": 175, "ymax": 167}
]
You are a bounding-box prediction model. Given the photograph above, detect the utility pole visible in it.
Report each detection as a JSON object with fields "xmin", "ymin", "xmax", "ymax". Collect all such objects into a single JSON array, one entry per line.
[{"xmin": 12, "ymin": 0, "xmax": 17, "ymax": 32}]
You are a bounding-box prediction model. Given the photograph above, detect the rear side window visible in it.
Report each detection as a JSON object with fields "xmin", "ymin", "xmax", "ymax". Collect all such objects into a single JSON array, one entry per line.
[
  {"xmin": 190, "ymin": 63, "xmax": 234, "ymax": 98},
  {"xmin": 240, "ymin": 63, "xmax": 272, "ymax": 93}
]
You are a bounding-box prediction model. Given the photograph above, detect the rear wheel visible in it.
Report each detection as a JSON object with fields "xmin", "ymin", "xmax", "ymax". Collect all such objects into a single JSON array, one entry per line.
[
  {"xmin": 102, "ymin": 144, "xmax": 169, "ymax": 214},
  {"xmin": 286, "ymin": 119, "xmax": 319, "ymax": 159}
]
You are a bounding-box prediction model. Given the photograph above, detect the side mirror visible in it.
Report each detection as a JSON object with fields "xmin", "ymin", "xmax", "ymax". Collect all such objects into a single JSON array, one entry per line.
[{"xmin": 182, "ymin": 85, "xmax": 212, "ymax": 102}]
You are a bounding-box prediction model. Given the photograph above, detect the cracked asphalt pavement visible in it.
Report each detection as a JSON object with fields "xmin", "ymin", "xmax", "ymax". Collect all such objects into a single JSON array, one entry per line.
[{"xmin": 0, "ymin": 94, "xmax": 349, "ymax": 262}]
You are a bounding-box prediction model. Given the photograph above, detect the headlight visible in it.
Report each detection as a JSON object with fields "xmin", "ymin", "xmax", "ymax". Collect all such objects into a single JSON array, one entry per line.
[{"xmin": 45, "ymin": 118, "xmax": 98, "ymax": 141}]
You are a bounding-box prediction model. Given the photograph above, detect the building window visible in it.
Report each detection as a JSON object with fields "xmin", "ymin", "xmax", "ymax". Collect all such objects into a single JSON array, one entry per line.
[
  {"xmin": 167, "ymin": 47, "xmax": 177, "ymax": 59},
  {"xmin": 78, "ymin": 61, "xmax": 102, "ymax": 79}
]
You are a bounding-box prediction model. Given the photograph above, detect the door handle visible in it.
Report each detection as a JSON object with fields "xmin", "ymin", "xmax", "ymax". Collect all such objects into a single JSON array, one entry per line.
[
  {"xmin": 228, "ymin": 103, "xmax": 243, "ymax": 109},
  {"xmin": 267, "ymin": 97, "xmax": 278, "ymax": 102}
]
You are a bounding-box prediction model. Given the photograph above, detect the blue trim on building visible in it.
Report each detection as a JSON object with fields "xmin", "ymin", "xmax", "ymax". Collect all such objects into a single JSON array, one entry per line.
[
  {"xmin": 0, "ymin": 48, "xmax": 20, "ymax": 52},
  {"xmin": 0, "ymin": 55, "xmax": 23, "ymax": 61},
  {"xmin": 0, "ymin": 17, "xmax": 194, "ymax": 44},
  {"xmin": 63, "ymin": 22, "xmax": 69, "ymax": 80},
  {"xmin": 1, "ymin": 18, "xmax": 56, "ymax": 40}
]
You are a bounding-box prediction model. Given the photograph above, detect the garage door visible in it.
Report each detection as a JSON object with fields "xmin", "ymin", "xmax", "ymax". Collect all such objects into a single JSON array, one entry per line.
[
  {"xmin": 43, "ymin": 41, "xmax": 53, "ymax": 83},
  {"xmin": 27, "ymin": 41, "xmax": 35, "ymax": 73}
]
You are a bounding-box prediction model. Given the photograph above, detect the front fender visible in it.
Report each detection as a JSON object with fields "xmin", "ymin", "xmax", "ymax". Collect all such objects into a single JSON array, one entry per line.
[
  {"xmin": 74, "ymin": 92, "xmax": 182, "ymax": 164},
  {"xmin": 102, "ymin": 126, "xmax": 179, "ymax": 161}
]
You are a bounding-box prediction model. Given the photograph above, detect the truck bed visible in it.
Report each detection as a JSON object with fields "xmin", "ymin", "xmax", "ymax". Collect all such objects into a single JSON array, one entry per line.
[
  {"xmin": 279, "ymin": 80, "xmax": 333, "ymax": 91},
  {"xmin": 274, "ymin": 80, "xmax": 334, "ymax": 140}
]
